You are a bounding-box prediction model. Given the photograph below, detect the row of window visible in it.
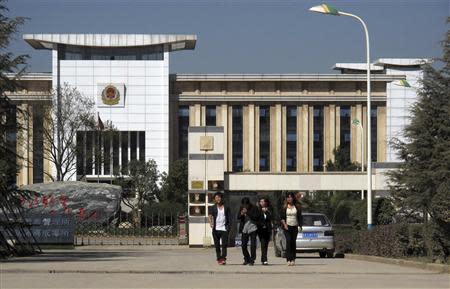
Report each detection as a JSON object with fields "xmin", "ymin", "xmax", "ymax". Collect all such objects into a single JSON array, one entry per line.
[
  {"xmin": 59, "ymin": 45, "xmax": 164, "ymax": 61},
  {"xmin": 76, "ymin": 131, "xmax": 145, "ymax": 177},
  {"xmin": 178, "ymin": 105, "xmax": 378, "ymax": 172}
]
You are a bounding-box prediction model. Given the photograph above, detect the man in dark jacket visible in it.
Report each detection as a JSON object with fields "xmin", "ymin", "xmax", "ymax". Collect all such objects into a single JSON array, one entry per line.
[{"xmin": 208, "ymin": 192, "xmax": 231, "ymax": 265}]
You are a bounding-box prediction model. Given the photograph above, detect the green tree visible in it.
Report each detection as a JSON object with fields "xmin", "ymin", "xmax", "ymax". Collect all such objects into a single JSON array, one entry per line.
[
  {"xmin": 388, "ymin": 24, "xmax": 450, "ymax": 261},
  {"xmin": 325, "ymin": 146, "xmax": 361, "ymax": 172},
  {"xmin": 122, "ymin": 159, "xmax": 161, "ymax": 227},
  {"xmin": 0, "ymin": 0, "xmax": 28, "ymax": 187},
  {"xmin": 0, "ymin": 0, "xmax": 40, "ymax": 257},
  {"xmin": 159, "ymin": 158, "xmax": 188, "ymax": 207}
]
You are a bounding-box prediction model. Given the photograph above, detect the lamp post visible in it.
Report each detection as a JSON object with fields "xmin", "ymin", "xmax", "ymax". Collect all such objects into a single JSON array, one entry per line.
[
  {"xmin": 309, "ymin": 3, "xmax": 373, "ymax": 229},
  {"xmin": 352, "ymin": 118, "xmax": 364, "ymax": 200}
]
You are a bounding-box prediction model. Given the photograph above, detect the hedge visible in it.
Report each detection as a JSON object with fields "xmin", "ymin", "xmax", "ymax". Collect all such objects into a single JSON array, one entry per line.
[{"xmin": 334, "ymin": 223, "xmax": 449, "ymax": 263}]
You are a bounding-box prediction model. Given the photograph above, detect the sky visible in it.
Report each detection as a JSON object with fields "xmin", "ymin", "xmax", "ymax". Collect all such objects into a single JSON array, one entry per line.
[{"xmin": 8, "ymin": 0, "xmax": 449, "ymax": 74}]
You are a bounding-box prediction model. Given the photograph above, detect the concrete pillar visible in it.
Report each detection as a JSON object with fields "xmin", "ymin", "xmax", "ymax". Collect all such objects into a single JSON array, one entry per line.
[
  {"xmin": 248, "ymin": 104, "xmax": 255, "ymax": 172},
  {"xmin": 281, "ymin": 105, "xmax": 287, "ymax": 172},
  {"xmin": 298, "ymin": 105, "xmax": 309, "ymax": 172},
  {"xmin": 16, "ymin": 104, "xmax": 33, "ymax": 186},
  {"xmin": 243, "ymin": 105, "xmax": 249, "ymax": 171},
  {"xmin": 377, "ymin": 106, "xmax": 387, "ymax": 162},
  {"xmin": 254, "ymin": 106, "xmax": 260, "ymax": 172},
  {"xmin": 270, "ymin": 104, "xmax": 282, "ymax": 172},
  {"xmin": 227, "ymin": 105, "xmax": 233, "ymax": 171},
  {"xmin": 308, "ymin": 105, "xmax": 314, "ymax": 172},
  {"xmin": 200, "ymin": 105, "xmax": 206, "ymax": 126}
]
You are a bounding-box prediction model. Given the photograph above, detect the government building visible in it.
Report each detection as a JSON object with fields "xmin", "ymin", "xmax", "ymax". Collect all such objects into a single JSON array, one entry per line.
[{"xmin": 5, "ymin": 34, "xmax": 428, "ymax": 244}]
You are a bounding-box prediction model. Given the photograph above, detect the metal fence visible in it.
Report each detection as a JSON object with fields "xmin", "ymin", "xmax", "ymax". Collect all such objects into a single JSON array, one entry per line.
[{"xmin": 75, "ymin": 211, "xmax": 187, "ymax": 246}]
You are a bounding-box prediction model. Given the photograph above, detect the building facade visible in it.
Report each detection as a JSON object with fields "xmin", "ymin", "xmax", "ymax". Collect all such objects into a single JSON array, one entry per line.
[{"xmin": 8, "ymin": 34, "xmax": 428, "ymax": 191}]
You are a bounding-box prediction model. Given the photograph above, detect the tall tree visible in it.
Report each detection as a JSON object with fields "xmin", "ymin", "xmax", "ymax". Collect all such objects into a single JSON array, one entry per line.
[
  {"xmin": 42, "ymin": 83, "xmax": 99, "ymax": 181},
  {"xmin": 0, "ymin": 0, "xmax": 40, "ymax": 258},
  {"xmin": 388, "ymin": 23, "xmax": 450, "ymax": 261},
  {"xmin": 159, "ymin": 158, "xmax": 188, "ymax": 207},
  {"xmin": 0, "ymin": 0, "xmax": 27, "ymax": 187}
]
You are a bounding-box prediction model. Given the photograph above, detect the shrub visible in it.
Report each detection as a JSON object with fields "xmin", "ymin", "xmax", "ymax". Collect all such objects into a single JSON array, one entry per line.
[{"xmin": 335, "ymin": 223, "xmax": 448, "ymax": 263}]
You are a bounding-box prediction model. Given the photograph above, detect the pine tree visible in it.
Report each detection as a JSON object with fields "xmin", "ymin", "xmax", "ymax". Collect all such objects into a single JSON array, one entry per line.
[{"xmin": 389, "ymin": 22, "xmax": 450, "ymax": 262}]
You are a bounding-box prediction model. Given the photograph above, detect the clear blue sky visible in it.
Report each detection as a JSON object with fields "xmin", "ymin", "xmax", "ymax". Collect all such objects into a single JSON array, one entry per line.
[{"xmin": 9, "ymin": 0, "xmax": 449, "ymax": 73}]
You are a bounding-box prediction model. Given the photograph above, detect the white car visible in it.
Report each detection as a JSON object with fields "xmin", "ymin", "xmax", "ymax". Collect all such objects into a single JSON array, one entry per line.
[{"xmin": 274, "ymin": 213, "xmax": 335, "ymax": 258}]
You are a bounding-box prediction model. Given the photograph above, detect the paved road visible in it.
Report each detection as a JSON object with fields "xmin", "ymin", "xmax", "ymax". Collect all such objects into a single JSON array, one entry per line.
[{"xmin": 0, "ymin": 246, "xmax": 448, "ymax": 288}]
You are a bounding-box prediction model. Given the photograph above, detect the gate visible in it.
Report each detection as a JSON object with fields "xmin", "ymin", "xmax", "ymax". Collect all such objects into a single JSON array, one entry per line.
[{"xmin": 75, "ymin": 211, "xmax": 188, "ymax": 246}]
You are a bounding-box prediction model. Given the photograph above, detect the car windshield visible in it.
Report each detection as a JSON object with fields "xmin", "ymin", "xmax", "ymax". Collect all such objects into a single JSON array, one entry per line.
[{"xmin": 302, "ymin": 215, "xmax": 330, "ymax": 226}]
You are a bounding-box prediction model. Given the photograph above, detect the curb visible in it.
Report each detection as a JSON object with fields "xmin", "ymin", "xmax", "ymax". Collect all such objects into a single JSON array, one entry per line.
[{"xmin": 345, "ymin": 254, "xmax": 450, "ymax": 274}]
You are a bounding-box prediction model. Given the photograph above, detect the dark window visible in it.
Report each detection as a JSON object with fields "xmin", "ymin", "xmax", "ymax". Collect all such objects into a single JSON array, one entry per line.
[
  {"xmin": 205, "ymin": 105, "xmax": 216, "ymax": 126},
  {"xmin": 340, "ymin": 106, "xmax": 351, "ymax": 160},
  {"xmin": 130, "ymin": 131, "xmax": 137, "ymax": 161},
  {"xmin": 371, "ymin": 106, "xmax": 377, "ymax": 162},
  {"xmin": 85, "ymin": 131, "xmax": 93, "ymax": 175},
  {"xmin": 232, "ymin": 106, "xmax": 243, "ymax": 172},
  {"xmin": 103, "ymin": 132, "xmax": 111, "ymax": 175},
  {"xmin": 94, "ymin": 131, "xmax": 102, "ymax": 175},
  {"xmin": 259, "ymin": 106, "xmax": 270, "ymax": 171},
  {"xmin": 139, "ymin": 131, "xmax": 145, "ymax": 161},
  {"xmin": 32, "ymin": 106, "xmax": 44, "ymax": 183},
  {"xmin": 121, "ymin": 131, "xmax": 128, "ymax": 175},
  {"xmin": 76, "ymin": 131, "xmax": 85, "ymax": 177},
  {"xmin": 59, "ymin": 45, "xmax": 164, "ymax": 61},
  {"xmin": 286, "ymin": 106, "xmax": 297, "ymax": 171},
  {"xmin": 113, "ymin": 132, "xmax": 120, "ymax": 175},
  {"xmin": 313, "ymin": 106, "xmax": 324, "ymax": 171},
  {"xmin": 178, "ymin": 106, "xmax": 189, "ymax": 159}
]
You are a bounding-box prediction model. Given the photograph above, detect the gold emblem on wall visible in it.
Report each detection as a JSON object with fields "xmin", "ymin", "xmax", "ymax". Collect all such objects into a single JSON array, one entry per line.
[{"xmin": 101, "ymin": 85, "xmax": 120, "ymax": 105}]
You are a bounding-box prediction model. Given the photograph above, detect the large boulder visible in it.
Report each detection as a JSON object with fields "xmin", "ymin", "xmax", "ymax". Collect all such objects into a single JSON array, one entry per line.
[{"xmin": 21, "ymin": 181, "xmax": 122, "ymax": 224}]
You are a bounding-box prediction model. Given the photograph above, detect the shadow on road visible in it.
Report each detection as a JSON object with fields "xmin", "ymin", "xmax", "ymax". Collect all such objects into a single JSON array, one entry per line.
[{"xmin": 1, "ymin": 250, "xmax": 153, "ymax": 263}]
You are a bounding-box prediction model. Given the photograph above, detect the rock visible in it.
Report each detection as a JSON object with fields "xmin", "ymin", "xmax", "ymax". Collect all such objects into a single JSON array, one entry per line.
[{"xmin": 20, "ymin": 181, "xmax": 122, "ymax": 224}]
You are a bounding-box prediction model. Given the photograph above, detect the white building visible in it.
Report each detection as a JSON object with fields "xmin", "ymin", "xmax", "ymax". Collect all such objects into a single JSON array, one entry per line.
[{"xmin": 23, "ymin": 34, "xmax": 196, "ymax": 179}]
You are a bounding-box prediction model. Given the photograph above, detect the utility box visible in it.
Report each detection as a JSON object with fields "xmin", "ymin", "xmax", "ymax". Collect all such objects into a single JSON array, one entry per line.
[{"xmin": 187, "ymin": 126, "xmax": 224, "ymax": 247}]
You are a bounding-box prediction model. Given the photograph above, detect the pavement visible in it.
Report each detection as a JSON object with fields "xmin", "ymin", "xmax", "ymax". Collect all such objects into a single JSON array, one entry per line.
[{"xmin": 0, "ymin": 245, "xmax": 448, "ymax": 289}]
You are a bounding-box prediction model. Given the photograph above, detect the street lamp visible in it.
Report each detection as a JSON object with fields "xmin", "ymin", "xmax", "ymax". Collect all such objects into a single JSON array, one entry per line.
[{"xmin": 309, "ymin": 3, "xmax": 373, "ymax": 229}]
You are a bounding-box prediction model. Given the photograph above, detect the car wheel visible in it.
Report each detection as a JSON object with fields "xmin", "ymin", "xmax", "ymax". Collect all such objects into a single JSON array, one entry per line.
[
  {"xmin": 327, "ymin": 251, "xmax": 334, "ymax": 258},
  {"xmin": 319, "ymin": 251, "xmax": 326, "ymax": 258}
]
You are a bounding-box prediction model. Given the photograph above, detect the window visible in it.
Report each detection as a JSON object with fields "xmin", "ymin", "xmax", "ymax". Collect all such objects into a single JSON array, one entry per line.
[
  {"xmin": 340, "ymin": 106, "xmax": 351, "ymax": 159},
  {"xmin": 286, "ymin": 106, "xmax": 297, "ymax": 171},
  {"xmin": 178, "ymin": 106, "xmax": 189, "ymax": 159},
  {"xmin": 232, "ymin": 106, "xmax": 243, "ymax": 172},
  {"xmin": 130, "ymin": 131, "xmax": 137, "ymax": 161},
  {"xmin": 313, "ymin": 106, "xmax": 324, "ymax": 171},
  {"xmin": 103, "ymin": 132, "xmax": 111, "ymax": 175},
  {"xmin": 371, "ymin": 106, "xmax": 377, "ymax": 162},
  {"xmin": 113, "ymin": 132, "xmax": 120, "ymax": 175},
  {"xmin": 121, "ymin": 131, "xmax": 128, "ymax": 175},
  {"xmin": 85, "ymin": 131, "xmax": 93, "ymax": 175},
  {"xmin": 32, "ymin": 106, "xmax": 44, "ymax": 183},
  {"xmin": 205, "ymin": 105, "xmax": 216, "ymax": 126},
  {"xmin": 139, "ymin": 131, "xmax": 146, "ymax": 161},
  {"xmin": 259, "ymin": 106, "xmax": 270, "ymax": 171},
  {"xmin": 76, "ymin": 131, "xmax": 145, "ymax": 178},
  {"xmin": 59, "ymin": 45, "xmax": 164, "ymax": 61}
]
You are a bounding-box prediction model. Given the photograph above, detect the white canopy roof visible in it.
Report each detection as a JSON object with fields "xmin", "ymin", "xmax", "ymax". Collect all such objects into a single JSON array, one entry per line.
[{"xmin": 23, "ymin": 34, "xmax": 197, "ymax": 51}]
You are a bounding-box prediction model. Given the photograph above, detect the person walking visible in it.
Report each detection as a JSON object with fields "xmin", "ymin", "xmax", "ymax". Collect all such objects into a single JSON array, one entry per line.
[
  {"xmin": 280, "ymin": 192, "xmax": 303, "ymax": 266},
  {"xmin": 257, "ymin": 197, "xmax": 272, "ymax": 265},
  {"xmin": 208, "ymin": 192, "xmax": 231, "ymax": 265},
  {"xmin": 238, "ymin": 197, "xmax": 260, "ymax": 265}
]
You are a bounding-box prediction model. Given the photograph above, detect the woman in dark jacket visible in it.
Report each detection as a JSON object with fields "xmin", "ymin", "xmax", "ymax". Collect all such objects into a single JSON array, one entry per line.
[
  {"xmin": 280, "ymin": 192, "xmax": 303, "ymax": 266},
  {"xmin": 237, "ymin": 197, "xmax": 260, "ymax": 265},
  {"xmin": 257, "ymin": 197, "xmax": 272, "ymax": 265}
]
